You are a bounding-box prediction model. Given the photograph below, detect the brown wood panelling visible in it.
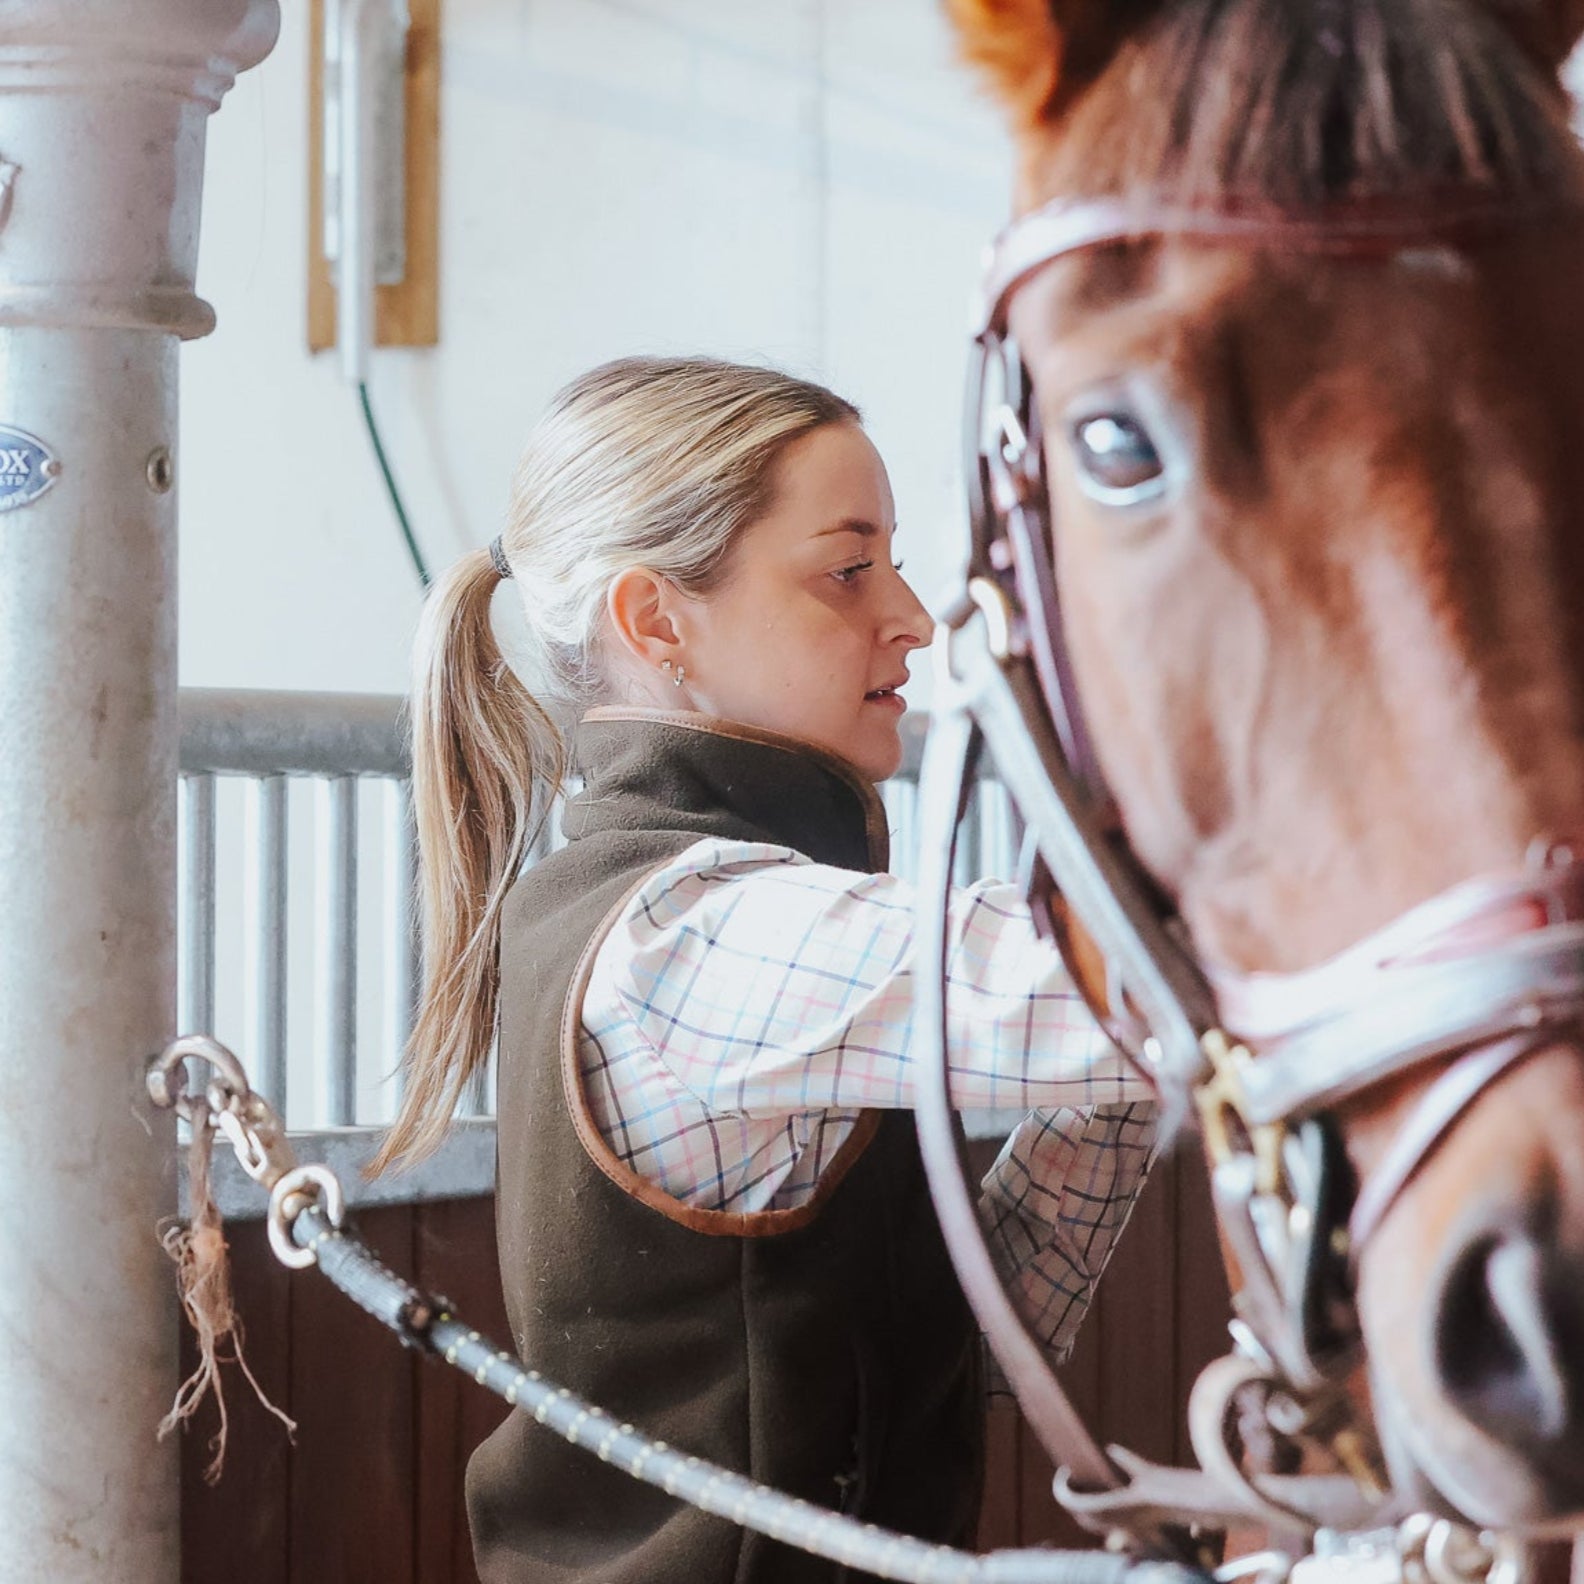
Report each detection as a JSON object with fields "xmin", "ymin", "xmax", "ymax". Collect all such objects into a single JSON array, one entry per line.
[
  {"xmin": 179, "ymin": 1214, "xmax": 293, "ymax": 1584},
  {"xmin": 287, "ymin": 1202, "xmax": 417, "ymax": 1584},
  {"xmin": 1022, "ymin": 1302, "xmax": 1104, "ymax": 1548},
  {"xmin": 413, "ymin": 1196, "xmax": 514, "ymax": 1584},
  {"xmin": 1172, "ymin": 1138, "xmax": 1233, "ymax": 1466},
  {"xmin": 977, "ymin": 1396, "xmax": 1023, "ymax": 1550},
  {"xmin": 307, "ymin": 0, "xmax": 442, "ymax": 352},
  {"xmin": 1097, "ymin": 1150, "xmax": 1182, "ymax": 1469},
  {"xmin": 984, "ymin": 1134, "xmax": 1231, "ymax": 1549},
  {"xmin": 184, "ymin": 1151, "xmax": 1232, "ymax": 1579}
]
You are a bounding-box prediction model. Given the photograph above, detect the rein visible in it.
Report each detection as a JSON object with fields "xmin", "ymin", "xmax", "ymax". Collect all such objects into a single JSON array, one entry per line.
[{"xmin": 912, "ymin": 187, "xmax": 1584, "ymax": 1554}]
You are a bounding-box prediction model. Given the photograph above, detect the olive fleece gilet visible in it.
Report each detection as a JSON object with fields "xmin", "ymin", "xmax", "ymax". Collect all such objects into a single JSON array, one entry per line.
[{"xmin": 466, "ymin": 709, "xmax": 984, "ymax": 1584}]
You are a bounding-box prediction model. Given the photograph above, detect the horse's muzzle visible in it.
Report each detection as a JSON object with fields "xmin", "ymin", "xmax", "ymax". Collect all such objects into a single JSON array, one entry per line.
[{"xmin": 1433, "ymin": 1223, "xmax": 1584, "ymax": 1507}]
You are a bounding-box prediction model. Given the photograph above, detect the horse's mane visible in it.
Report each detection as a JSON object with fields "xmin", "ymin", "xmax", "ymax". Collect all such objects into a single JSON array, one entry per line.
[{"xmin": 1045, "ymin": 0, "xmax": 1584, "ymax": 205}]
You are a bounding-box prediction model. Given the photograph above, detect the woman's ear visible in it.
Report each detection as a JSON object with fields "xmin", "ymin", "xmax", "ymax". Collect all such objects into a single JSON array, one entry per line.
[
  {"xmin": 944, "ymin": 0, "xmax": 1165, "ymax": 130},
  {"xmin": 605, "ymin": 568, "xmax": 682, "ymax": 671}
]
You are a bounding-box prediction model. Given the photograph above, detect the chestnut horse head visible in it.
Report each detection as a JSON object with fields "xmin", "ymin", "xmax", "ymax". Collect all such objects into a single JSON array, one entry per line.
[{"xmin": 948, "ymin": 0, "xmax": 1584, "ymax": 1536}]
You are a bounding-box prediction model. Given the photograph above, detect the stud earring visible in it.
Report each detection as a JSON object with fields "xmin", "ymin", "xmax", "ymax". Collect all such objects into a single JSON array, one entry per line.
[{"xmin": 672, "ymin": 665, "xmax": 686, "ymax": 689}]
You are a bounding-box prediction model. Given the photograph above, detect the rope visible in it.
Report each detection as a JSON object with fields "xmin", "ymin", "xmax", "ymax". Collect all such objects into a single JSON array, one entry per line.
[
  {"xmin": 147, "ymin": 1039, "xmax": 1206, "ymax": 1583},
  {"xmin": 157, "ymin": 1097, "xmax": 296, "ymax": 1479},
  {"xmin": 292, "ymin": 1205, "xmax": 1206, "ymax": 1584}
]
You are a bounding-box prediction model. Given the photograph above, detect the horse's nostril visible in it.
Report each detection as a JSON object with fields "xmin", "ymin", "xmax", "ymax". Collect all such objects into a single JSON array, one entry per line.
[{"xmin": 1435, "ymin": 1234, "xmax": 1584, "ymax": 1446}]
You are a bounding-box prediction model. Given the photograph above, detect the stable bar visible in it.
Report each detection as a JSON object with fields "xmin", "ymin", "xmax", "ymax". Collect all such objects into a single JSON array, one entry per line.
[
  {"xmin": 882, "ymin": 776, "xmax": 916, "ymax": 883},
  {"xmin": 953, "ymin": 785, "xmax": 981, "ymax": 889},
  {"xmin": 464, "ymin": 1056, "xmax": 492, "ymax": 1118},
  {"xmin": 384, "ymin": 775, "xmax": 418, "ymax": 1100},
  {"xmin": 181, "ymin": 687, "xmax": 406, "ymax": 777},
  {"xmin": 0, "ymin": 7, "xmax": 278, "ymax": 1580},
  {"xmin": 317, "ymin": 774, "xmax": 359, "ymax": 1125},
  {"xmin": 181, "ymin": 773, "xmax": 218, "ymax": 1036},
  {"xmin": 248, "ymin": 773, "xmax": 289, "ymax": 1113},
  {"xmin": 979, "ymin": 779, "xmax": 1016, "ymax": 882}
]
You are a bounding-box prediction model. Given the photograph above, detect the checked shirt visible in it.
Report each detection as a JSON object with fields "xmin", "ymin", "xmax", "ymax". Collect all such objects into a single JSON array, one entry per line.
[{"xmin": 581, "ymin": 837, "xmax": 1157, "ymax": 1363}]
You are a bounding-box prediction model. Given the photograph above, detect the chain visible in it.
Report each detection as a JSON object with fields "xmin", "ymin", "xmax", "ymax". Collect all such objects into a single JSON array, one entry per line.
[{"xmin": 147, "ymin": 1033, "xmax": 344, "ymax": 1269}]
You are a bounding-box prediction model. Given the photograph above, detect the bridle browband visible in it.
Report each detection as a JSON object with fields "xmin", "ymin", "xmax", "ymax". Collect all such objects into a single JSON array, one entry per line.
[{"xmin": 911, "ymin": 188, "xmax": 1584, "ymax": 1554}]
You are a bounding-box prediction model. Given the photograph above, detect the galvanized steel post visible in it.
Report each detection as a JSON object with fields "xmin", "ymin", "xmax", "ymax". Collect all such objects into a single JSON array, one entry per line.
[{"xmin": 0, "ymin": 5, "xmax": 279, "ymax": 1580}]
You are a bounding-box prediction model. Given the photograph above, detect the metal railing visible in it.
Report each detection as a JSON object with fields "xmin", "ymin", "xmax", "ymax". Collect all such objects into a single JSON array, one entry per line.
[
  {"xmin": 179, "ymin": 689, "xmax": 419, "ymax": 1128},
  {"xmin": 177, "ymin": 690, "xmax": 1022, "ymax": 1215}
]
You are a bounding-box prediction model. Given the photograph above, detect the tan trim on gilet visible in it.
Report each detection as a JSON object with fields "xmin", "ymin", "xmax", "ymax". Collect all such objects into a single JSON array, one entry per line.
[{"xmin": 558, "ymin": 864, "xmax": 883, "ymax": 1237}]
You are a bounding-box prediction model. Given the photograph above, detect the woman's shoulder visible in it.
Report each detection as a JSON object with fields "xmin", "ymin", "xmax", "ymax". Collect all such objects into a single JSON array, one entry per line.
[
  {"xmin": 621, "ymin": 837, "xmax": 1035, "ymax": 926},
  {"xmin": 632, "ymin": 835, "xmax": 852, "ymax": 904},
  {"xmin": 604, "ymin": 835, "xmax": 912, "ymax": 938}
]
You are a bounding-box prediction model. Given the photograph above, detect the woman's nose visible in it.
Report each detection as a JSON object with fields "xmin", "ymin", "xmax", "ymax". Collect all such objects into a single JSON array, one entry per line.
[{"xmin": 890, "ymin": 574, "xmax": 933, "ymax": 649}]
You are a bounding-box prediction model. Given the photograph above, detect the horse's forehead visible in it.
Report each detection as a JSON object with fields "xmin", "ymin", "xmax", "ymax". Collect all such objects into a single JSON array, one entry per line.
[
  {"xmin": 1005, "ymin": 228, "xmax": 1584, "ymax": 657},
  {"xmin": 1010, "ymin": 230, "xmax": 1584, "ymax": 425},
  {"xmin": 1011, "ymin": 236, "xmax": 1447, "ymax": 342}
]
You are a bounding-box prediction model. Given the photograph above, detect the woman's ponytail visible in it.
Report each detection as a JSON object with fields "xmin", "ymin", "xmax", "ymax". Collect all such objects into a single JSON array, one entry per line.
[
  {"xmin": 370, "ymin": 547, "xmax": 561, "ymax": 1173},
  {"xmin": 372, "ymin": 356, "xmax": 860, "ymax": 1172}
]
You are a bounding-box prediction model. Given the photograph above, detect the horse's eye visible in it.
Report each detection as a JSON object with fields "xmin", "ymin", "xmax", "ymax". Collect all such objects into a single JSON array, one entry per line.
[{"xmin": 1070, "ymin": 412, "xmax": 1166, "ymax": 503}]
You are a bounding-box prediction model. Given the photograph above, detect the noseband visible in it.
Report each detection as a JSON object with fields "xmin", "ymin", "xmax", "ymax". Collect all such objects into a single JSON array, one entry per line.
[{"xmin": 912, "ymin": 189, "xmax": 1584, "ymax": 1550}]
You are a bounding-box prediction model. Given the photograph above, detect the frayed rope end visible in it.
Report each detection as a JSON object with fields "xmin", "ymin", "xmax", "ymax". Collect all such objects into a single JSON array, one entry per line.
[{"xmin": 158, "ymin": 1099, "xmax": 296, "ymax": 1483}]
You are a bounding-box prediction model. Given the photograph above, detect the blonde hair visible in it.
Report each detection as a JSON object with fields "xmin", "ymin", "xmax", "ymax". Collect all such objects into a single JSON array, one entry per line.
[{"xmin": 372, "ymin": 356, "xmax": 859, "ymax": 1172}]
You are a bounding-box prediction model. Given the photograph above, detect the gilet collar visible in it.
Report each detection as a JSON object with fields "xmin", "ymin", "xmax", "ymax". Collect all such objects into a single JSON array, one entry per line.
[{"xmin": 565, "ymin": 708, "xmax": 890, "ymax": 874}]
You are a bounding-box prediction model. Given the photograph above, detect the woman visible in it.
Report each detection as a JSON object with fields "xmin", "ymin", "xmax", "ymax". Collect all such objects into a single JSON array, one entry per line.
[{"xmin": 375, "ymin": 356, "xmax": 1154, "ymax": 1583}]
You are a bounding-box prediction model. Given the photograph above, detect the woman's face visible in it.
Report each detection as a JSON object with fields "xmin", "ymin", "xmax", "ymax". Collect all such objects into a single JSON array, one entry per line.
[{"xmin": 680, "ymin": 422, "xmax": 931, "ymax": 782}]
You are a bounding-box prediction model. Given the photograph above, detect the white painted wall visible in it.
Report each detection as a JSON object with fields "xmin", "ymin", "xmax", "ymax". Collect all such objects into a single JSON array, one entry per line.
[
  {"xmin": 178, "ymin": 1, "xmax": 1013, "ymax": 1126},
  {"xmin": 180, "ymin": 0, "xmax": 1011, "ymax": 699}
]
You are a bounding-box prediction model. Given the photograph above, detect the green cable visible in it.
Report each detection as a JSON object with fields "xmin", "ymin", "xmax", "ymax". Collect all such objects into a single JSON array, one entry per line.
[{"xmin": 357, "ymin": 379, "xmax": 432, "ymax": 590}]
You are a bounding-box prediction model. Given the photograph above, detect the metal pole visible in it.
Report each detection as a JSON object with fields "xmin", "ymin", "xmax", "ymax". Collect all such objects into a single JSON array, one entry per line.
[{"xmin": 0, "ymin": 5, "xmax": 279, "ymax": 1580}]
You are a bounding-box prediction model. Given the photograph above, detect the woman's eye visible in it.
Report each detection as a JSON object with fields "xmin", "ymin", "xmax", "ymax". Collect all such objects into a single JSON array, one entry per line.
[
  {"xmin": 1069, "ymin": 412, "xmax": 1166, "ymax": 503},
  {"xmin": 833, "ymin": 559, "xmax": 875, "ymax": 584}
]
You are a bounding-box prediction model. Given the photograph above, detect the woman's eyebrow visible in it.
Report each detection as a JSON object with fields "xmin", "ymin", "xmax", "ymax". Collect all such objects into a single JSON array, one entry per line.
[{"xmin": 813, "ymin": 517, "xmax": 888, "ymax": 539}]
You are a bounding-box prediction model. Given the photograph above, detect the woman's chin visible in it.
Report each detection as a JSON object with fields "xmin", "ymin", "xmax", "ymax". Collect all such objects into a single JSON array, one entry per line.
[{"xmin": 850, "ymin": 724, "xmax": 904, "ymax": 783}]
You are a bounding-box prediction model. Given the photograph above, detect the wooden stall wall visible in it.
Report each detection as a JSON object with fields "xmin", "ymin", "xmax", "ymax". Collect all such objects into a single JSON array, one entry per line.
[{"xmin": 179, "ymin": 1141, "xmax": 1231, "ymax": 1581}]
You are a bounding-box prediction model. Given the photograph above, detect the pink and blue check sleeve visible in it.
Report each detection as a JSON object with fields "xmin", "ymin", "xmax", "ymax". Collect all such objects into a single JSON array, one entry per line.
[{"xmin": 579, "ymin": 838, "xmax": 1157, "ymax": 1358}]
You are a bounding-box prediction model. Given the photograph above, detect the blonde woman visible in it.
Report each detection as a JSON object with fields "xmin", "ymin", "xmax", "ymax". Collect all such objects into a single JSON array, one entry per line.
[{"xmin": 376, "ymin": 356, "xmax": 1154, "ymax": 1584}]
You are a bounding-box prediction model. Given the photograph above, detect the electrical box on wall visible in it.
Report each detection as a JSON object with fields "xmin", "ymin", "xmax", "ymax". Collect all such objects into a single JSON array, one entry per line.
[{"xmin": 308, "ymin": 0, "xmax": 439, "ymax": 355}]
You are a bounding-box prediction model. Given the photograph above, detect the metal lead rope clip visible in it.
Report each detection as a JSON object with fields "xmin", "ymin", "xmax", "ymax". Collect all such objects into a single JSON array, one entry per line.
[
  {"xmin": 267, "ymin": 1163, "xmax": 346, "ymax": 1271},
  {"xmin": 213, "ymin": 1095, "xmax": 295, "ymax": 1190},
  {"xmin": 148, "ymin": 1036, "xmax": 345, "ymax": 1270}
]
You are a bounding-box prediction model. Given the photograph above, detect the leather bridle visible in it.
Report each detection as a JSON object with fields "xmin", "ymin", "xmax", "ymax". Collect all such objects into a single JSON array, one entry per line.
[{"xmin": 911, "ymin": 189, "xmax": 1584, "ymax": 1554}]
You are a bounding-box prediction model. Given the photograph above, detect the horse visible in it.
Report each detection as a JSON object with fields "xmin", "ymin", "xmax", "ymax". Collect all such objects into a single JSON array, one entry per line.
[{"xmin": 937, "ymin": 0, "xmax": 1584, "ymax": 1542}]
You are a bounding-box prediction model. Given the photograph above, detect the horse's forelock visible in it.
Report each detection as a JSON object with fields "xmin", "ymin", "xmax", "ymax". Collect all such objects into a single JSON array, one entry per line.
[{"xmin": 957, "ymin": 0, "xmax": 1584, "ymax": 209}]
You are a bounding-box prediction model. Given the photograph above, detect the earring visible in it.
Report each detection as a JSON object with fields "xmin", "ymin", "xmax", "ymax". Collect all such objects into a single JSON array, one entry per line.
[{"xmin": 660, "ymin": 658, "xmax": 684, "ymax": 688}]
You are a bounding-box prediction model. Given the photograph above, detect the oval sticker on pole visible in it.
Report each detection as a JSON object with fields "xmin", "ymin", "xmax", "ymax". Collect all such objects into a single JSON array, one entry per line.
[{"xmin": 0, "ymin": 425, "xmax": 59, "ymax": 511}]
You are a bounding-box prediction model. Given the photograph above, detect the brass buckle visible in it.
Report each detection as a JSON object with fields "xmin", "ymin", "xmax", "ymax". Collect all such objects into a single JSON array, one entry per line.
[{"xmin": 1196, "ymin": 1027, "xmax": 1286, "ymax": 1195}]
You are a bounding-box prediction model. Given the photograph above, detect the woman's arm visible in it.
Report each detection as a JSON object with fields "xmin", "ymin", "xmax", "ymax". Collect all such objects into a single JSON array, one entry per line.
[
  {"xmin": 585, "ymin": 839, "xmax": 1160, "ymax": 1349},
  {"xmin": 600, "ymin": 837, "xmax": 1152, "ymax": 1119},
  {"xmin": 977, "ymin": 1102, "xmax": 1157, "ymax": 1362}
]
